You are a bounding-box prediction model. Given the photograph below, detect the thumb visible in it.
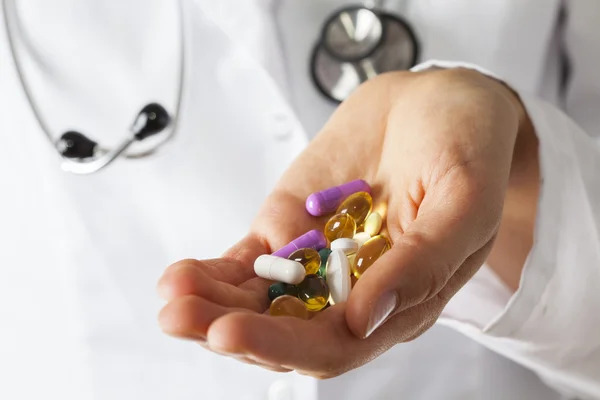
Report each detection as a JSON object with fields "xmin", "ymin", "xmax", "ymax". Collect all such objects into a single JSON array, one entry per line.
[{"xmin": 345, "ymin": 179, "xmax": 501, "ymax": 339}]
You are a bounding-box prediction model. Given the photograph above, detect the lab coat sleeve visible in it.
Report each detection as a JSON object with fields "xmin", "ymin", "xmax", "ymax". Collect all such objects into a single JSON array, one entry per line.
[{"xmin": 411, "ymin": 2, "xmax": 600, "ymax": 399}]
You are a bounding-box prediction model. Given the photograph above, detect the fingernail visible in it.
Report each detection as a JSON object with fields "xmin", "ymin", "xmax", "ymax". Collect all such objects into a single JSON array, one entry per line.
[
  {"xmin": 234, "ymin": 355, "xmax": 259, "ymax": 366},
  {"xmin": 210, "ymin": 347, "xmax": 238, "ymax": 357},
  {"xmin": 245, "ymin": 354, "xmax": 280, "ymax": 369},
  {"xmin": 365, "ymin": 291, "xmax": 398, "ymax": 338}
]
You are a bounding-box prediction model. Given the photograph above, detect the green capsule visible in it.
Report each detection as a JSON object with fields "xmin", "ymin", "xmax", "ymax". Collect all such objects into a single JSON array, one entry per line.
[
  {"xmin": 268, "ymin": 282, "xmax": 298, "ymax": 301},
  {"xmin": 317, "ymin": 248, "xmax": 332, "ymax": 280},
  {"xmin": 318, "ymin": 248, "xmax": 332, "ymax": 263},
  {"xmin": 317, "ymin": 263, "xmax": 327, "ymax": 280}
]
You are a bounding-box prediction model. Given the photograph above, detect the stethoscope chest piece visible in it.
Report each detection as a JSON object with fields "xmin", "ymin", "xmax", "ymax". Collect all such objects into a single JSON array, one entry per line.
[{"xmin": 311, "ymin": 6, "xmax": 419, "ymax": 103}]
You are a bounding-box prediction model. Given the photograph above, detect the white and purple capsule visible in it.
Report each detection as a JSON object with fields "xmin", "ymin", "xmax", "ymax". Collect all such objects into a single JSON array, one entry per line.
[{"xmin": 305, "ymin": 179, "xmax": 372, "ymax": 217}]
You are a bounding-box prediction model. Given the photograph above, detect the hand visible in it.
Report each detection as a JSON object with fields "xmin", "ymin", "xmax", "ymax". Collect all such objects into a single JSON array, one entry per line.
[{"xmin": 157, "ymin": 68, "xmax": 534, "ymax": 377}]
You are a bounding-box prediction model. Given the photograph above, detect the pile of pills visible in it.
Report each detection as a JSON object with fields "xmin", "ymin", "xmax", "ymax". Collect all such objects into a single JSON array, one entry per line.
[{"xmin": 253, "ymin": 179, "xmax": 391, "ymax": 319}]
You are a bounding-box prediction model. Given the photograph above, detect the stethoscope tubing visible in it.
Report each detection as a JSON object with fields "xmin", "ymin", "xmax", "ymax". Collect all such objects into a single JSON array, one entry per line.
[{"xmin": 1, "ymin": 0, "xmax": 188, "ymax": 170}]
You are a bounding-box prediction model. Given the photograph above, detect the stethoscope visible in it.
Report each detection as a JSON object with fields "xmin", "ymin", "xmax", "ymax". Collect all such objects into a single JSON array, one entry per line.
[
  {"xmin": 3, "ymin": 1, "xmax": 418, "ymax": 174},
  {"xmin": 2, "ymin": 0, "xmax": 186, "ymax": 175},
  {"xmin": 310, "ymin": 3, "xmax": 419, "ymax": 103}
]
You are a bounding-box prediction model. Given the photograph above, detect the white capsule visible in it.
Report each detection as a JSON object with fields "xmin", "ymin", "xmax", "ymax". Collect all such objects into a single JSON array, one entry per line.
[
  {"xmin": 353, "ymin": 232, "xmax": 371, "ymax": 248},
  {"xmin": 254, "ymin": 255, "xmax": 306, "ymax": 284},
  {"xmin": 330, "ymin": 238, "xmax": 359, "ymax": 255},
  {"xmin": 326, "ymin": 249, "xmax": 352, "ymax": 305},
  {"xmin": 364, "ymin": 212, "xmax": 383, "ymax": 236}
]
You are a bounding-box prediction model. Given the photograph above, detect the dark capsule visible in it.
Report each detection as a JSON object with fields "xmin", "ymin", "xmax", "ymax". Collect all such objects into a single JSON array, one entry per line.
[
  {"xmin": 268, "ymin": 282, "xmax": 298, "ymax": 301},
  {"xmin": 317, "ymin": 263, "xmax": 327, "ymax": 280},
  {"xmin": 317, "ymin": 248, "xmax": 332, "ymax": 280}
]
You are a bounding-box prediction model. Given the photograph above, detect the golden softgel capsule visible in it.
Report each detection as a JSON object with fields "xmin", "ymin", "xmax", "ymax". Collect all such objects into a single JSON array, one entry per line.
[
  {"xmin": 297, "ymin": 274, "xmax": 330, "ymax": 311},
  {"xmin": 351, "ymin": 235, "xmax": 391, "ymax": 278},
  {"xmin": 324, "ymin": 213, "xmax": 357, "ymax": 243},
  {"xmin": 269, "ymin": 295, "xmax": 310, "ymax": 319},
  {"xmin": 288, "ymin": 248, "xmax": 321, "ymax": 275},
  {"xmin": 336, "ymin": 191, "xmax": 373, "ymax": 226}
]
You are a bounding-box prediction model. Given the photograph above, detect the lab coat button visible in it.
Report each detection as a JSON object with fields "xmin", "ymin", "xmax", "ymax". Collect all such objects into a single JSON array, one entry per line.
[
  {"xmin": 271, "ymin": 112, "xmax": 294, "ymax": 140},
  {"xmin": 268, "ymin": 380, "xmax": 294, "ymax": 400}
]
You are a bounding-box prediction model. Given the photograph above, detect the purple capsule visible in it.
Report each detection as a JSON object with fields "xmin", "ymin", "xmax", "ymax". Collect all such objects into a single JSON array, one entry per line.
[
  {"xmin": 305, "ymin": 179, "xmax": 372, "ymax": 217},
  {"xmin": 272, "ymin": 230, "xmax": 328, "ymax": 258}
]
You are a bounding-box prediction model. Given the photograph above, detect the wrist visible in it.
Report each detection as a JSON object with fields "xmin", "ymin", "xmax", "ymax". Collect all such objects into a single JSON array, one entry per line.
[{"xmin": 483, "ymin": 82, "xmax": 539, "ymax": 291}]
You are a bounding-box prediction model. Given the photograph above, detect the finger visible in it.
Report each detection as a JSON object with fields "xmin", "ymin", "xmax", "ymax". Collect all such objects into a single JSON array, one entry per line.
[
  {"xmin": 347, "ymin": 171, "xmax": 502, "ymax": 338},
  {"xmin": 238, "ymin": 277, "xmax": 274, "ymax": 295},
  {"xmin": 158, "ymin": 295, "xmax": 253, "ymax": 340},
  {"xmin": 205, "ymin": 302, "xmax": 432, "ymax": 378},
  {"xmin": 205, "ymin": 305, "xmax": 393, "ymax": 378},
  {"xmin": 195, "ymin": 339, "xmax": 290, "ymax": 371},
  {"xmin": 158, "ymin": 263, "xmax": 270, "ymax": 312},
  {"xmin": 159, "ymin": 235, "xmax": 269, "ymax": 292},
  {"xmin": 206, "ymin": 307, "xmax": 357, "ymax": 378},
  {"xmin": 235, "ymin": 356, "xmax": 293, "ymax": 373}
]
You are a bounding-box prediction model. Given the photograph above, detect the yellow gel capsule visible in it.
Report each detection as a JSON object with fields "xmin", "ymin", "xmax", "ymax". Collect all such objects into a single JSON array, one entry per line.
[
  {"xmin": 297, "ymin": 275, "xmax": 330, "ymax": 312},
  {"xmin": 364, "ymin": 211, "xmax": 383, "ymax": 236},
  {"xmin": 336, "ymin": 192, "xmax": 373, "ymax": 226},
  {"xmin": 269, "ymin": 295, "xmax": 310, "ymax": 319},
  {"xmin": 289, "ymin": 248, "xmax": 321, "ymax": 275},
  {"xmin": 324, "ymin": 213, "xmax": 357, "ymax": 243},
  {"xmin": 351, "ymin": 235, "xmax": 391, "ymax": 278}
]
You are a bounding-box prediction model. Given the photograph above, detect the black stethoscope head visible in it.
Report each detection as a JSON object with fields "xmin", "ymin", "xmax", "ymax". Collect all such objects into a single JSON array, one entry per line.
[{"xmin": 311, "ymin": 6, "xmax": 419, "ymax": 103}]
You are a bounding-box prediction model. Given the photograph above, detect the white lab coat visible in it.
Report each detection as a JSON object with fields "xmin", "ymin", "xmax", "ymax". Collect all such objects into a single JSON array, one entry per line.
[{"xmin": 0, "ymin": 0, "xmax": 598, "ymax": 399}]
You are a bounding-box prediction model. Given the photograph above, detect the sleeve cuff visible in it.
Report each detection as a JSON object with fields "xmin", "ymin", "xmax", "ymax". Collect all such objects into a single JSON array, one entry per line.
[{"xmin": 411, "ymin": 58, "xmax": 600, "ymax": 399}]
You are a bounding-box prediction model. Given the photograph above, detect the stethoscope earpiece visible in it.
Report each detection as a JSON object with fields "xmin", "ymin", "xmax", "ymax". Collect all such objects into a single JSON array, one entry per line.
[
  {"xmin": 2, "ymin": 0, "xmax": 185, "ymax": 174},
  {"xmin": 57, "ymin": 103, "xmax": 173, "ymax": 174},
  {"xmin": 57, "ymin": 103, "xmax": 171, "ymax": 161},
  {"xmin": 132, "ymin": 103, "xmax": 171, "ymax": 140},
  {"xmin": 57, "ymin": 131, "xmax": 98, "ymax": 159}
]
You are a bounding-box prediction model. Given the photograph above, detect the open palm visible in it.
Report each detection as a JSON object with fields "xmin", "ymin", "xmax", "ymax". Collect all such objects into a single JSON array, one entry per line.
[{"xmin": 158, "ymin": 69, "xmax": 524, "ymax": 377}]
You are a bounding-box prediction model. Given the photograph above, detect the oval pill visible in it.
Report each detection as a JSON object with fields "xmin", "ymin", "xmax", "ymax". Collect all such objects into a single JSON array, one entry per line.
[
  {"xmin": 326, "ymin": 249, "xmax": 352, "ymax": 305},
  {"xmin": 306, "ymin": 179, "xmax": 372, "ymax": 217},
  {"xmin": 324, "ymin": 213, "xmax": 357, "ymax": 243},
  {"xmin": 254, "ymin": 255, "xmax": 306, "ymax": 284},
  {"xmin": 269, "ymin": 295, "xmax": 310, "ymax": 319},
  {"xmin": 353, "ymin": 232, "xmax": 371, "ymax": 247},
  {"xmin": 351, "ymin": 235, "xmax": 391, "ymax": 279},
  {"xmin": 364, "ymin": 211, "xmax": 383, "ymax": 236},
  {"xmin": 330, "ymin": 238, "xmax": 359, "ymax": 255},
  {"xmin": 336, "ymin": 191, "xmax": 373, "ymax": 226},
  {"xmin": 288, "ymin": 248, "xmax": 321, "ymax": 275},
  {"xmin": 297, "ymin": 275, "xmax": 330, "ymax": 311},
  {"xmin": 272, "ymin": 230, "xmax": 327, "ymax": 258}
]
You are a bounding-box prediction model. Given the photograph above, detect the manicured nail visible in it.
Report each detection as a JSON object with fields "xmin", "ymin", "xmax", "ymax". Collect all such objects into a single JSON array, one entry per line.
[
  {"xmin": 234, "ymin": 355, "xmax": 259, "ymax": 366},
  {"xmin": 365, "ymin": 291, "xmax": 398, "ymax": 338},
  {"xmin": 210, "ymin": 347, "xmax": 238, "ymax": 357}
]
